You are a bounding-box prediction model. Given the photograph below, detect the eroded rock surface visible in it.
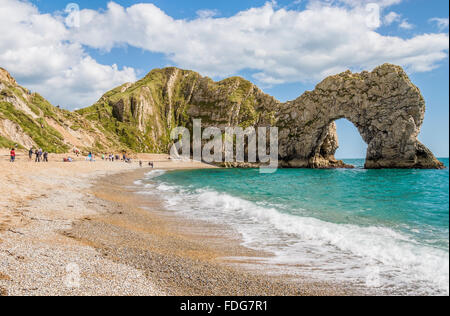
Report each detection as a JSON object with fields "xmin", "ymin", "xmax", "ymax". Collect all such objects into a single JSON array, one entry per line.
[
  {"xmin": 1, "ymin": 64, "xmax": 443, "ymax": 169},
  {"xmin": 81, "ymin": 64, "xmax": 442, "ymax": 169},
  {"xmin": 277, "ymin": 64, "xmax": 443, "ymax": 169}
]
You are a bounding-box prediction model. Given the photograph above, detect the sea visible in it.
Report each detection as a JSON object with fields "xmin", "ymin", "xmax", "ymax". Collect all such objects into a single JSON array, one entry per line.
[{"xmin": 134, "ymin": 158, "xmax": 449, "ymax": 295}]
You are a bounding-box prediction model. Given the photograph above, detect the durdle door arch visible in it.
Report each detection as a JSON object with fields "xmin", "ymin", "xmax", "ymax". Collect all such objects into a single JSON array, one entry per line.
[{"xmin": 275, "ymin": 64, "xmax": 444, "ymax": 169}]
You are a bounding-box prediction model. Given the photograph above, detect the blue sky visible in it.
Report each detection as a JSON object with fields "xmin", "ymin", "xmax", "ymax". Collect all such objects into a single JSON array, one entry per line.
[{"xmin": 1, "ymin": 0, "xmax": 449, "ymax": 157}]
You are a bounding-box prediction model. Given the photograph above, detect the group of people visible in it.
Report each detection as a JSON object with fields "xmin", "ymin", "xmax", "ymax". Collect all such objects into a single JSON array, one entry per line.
[
  {"xmin": 8, "ymin": 147, "xmax": 154, "ymax": 168},
  {"xmin": 9, "ymin": 147, "xmax": 48, "ymax": 163},
  {"xmin": 101, "ymin": 153, "xmax": 133, "ymax": 163},
  {"xmin": 102, "ymin": 153, "xmax": 121, "ymax": 162},
  {"xmin": 29, "ymin": 148, "xmax": 48, "ymax": 162}
]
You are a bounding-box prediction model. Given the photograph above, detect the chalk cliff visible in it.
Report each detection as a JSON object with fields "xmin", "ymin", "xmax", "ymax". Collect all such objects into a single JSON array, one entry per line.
[
  {"xmin": 277, "ymin": 64, "xmax": 444, "ymax": 169},
  {"xmin": 0, "ymin": 67, "xmax": 124, "ymax": 152},
  {"xmin": 79, "ymin": 64, "xmax": 443, "ymax": 169},
  {"xmin": 1, "ymin": 64, "xmax": 443, "ymax": 169}
]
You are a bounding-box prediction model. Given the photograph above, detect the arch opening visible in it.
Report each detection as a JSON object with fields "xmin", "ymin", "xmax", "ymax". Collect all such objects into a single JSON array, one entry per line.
[{"xmin": 334, "ymin": 118, "xmax": 368, "ymax": 164}]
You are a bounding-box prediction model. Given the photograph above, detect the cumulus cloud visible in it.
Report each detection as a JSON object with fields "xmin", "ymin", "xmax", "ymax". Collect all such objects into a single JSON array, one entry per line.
[
  {"xmin": 429, "ymin": 18, "xmax": 449, "ymax": 31},
  {"xmin": 69, "ymin": 1, "xmax": 448, "ymax": 84},
  {"xmin": 307, "ymin": 0, "xmax": 402, "ymax": 9},
  {"xmin": 384, "ymin": 11, "xmax": 401, "ymax": 25},
  {"xmin": 383, "ymin": 11, "xmax": 414, "ymax": 30},
  {"xmin": 399, "ymin": 19, "xmax": 414, "ymax": 30},
  {"xmin": 0, "ymin": 0, "xmax": 448, "ymax": 109},
  {"xmin": 196, "ymin": 9, "xmax": 220, "ymax": 19},
  {"xmin": 0, "ymin": 0, "xmax": 137, "ymax": 108}
]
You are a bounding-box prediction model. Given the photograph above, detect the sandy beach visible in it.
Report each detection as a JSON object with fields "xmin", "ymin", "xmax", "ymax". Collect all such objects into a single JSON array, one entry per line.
[{"xmin": 0, "ymin": 149, "xmax": 355, "ymax": 296}]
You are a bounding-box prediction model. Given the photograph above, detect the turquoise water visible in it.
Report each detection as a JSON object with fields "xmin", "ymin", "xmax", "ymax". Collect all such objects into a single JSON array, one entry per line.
[{"xmin": 136, "ymin": 159, "xmax": 449, "ymax": 295}]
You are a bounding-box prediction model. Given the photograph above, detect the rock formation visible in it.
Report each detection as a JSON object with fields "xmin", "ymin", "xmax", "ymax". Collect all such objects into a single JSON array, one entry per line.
[
  {"xmin": 1, "ymin": 64, "xmax": 444, "ymax": 169},
  {"xmin": 277, "ymin": 64, "xmax": 444, "ymax": 169},
  {"xmin": 0, "ymin": 67, "xmax": 124, "ymax": 152},
  {"xmin": 80, "ymin": 64, "xmax": 443, "ymax": 169}
]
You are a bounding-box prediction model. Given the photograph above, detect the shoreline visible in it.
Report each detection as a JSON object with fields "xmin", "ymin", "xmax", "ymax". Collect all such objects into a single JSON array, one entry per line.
[
  {"xmin": 0, "ymin": 151, "xmax": 361, "ymax": 296},
  {"xmin": 0, "ymin": 152, "xmax": 211, "ymax": 296},
  {"xmin": 65, "ymin": 168, "xmax": 361, "ymax": 296}
]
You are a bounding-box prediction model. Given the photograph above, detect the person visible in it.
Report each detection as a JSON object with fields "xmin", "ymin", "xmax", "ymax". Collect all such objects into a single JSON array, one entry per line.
[
  {"xmin": 43, "ymin": 151, "xmax": 48, "ymax": 162},
  {"xmin": 10, "ymin": 148, "xmax": 16, "ymax": 162},
  {"xmin": 28, "ymin": 148, "xmax": 33, "ymax": 160},
  {"xmin": 35, "ymin": 149, "xmax": 40, "ymax": 162},
  {"xmin": 139, "ymin": 160, "xmax": 143, "ymax": 167}
]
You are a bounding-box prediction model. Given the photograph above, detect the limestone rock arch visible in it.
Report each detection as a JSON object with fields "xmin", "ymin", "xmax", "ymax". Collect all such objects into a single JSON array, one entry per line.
[{"xmin": 276, "ymin": 64, "xmax": 444, "ymax": 169}]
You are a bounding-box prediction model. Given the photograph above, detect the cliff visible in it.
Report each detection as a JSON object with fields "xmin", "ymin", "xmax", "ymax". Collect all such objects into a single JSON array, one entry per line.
[
  {"xmin": 0, "ymin": 67, "xmax": 125, "ymax": 153},
  {"xmin": 77, "ymin": 67, "xmax": 279, "ymax": 153},
  {"xmin": 1, "ymin": 65, "xmax": 444, "ymax": 169},
  {"xmin": 277, "ymin": 64, "xmax": 444, "ymax": 169}
]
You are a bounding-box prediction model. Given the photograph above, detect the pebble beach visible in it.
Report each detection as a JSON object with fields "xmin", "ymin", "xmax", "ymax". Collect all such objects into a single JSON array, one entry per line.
[{"xmin": 0, "ymin": 149, "xmax": 355, "ymax": 296}]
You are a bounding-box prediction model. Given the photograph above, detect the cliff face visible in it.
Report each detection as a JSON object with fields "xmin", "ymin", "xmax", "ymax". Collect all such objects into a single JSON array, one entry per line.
[
  {"xmin": 0, "ymin": 67, "xmax": 123, "ymax": 153},
  {"xmin": 277, "ymin": 64, "xmax": 443, "ymax": 169},
  {"xmin": 78, "ymin": 67, "xmax": 279, "ymax": 153},
  {"xmin": 79, "ymin": 64, "xmax": 443, "ymax": 169},
  {"xmin": 1, "ymin": 64, "xmax": 443, "ymax": 169}
]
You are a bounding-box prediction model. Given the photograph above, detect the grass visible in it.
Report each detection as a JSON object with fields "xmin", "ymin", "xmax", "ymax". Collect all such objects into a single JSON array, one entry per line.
[
  {"xmin": 0, "ymin": 101, "xmax": 68, "ymax": 153},
  {"xmin": 75, "ymin": 67, "xmax": 275, "ymax": 154},
  {"xmin": 0, "ymin": 135, "xmax": 16, "ymax": 149}
]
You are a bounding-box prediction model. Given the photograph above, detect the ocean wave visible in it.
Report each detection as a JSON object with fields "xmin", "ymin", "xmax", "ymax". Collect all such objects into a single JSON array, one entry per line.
[
  {"xmin": 135, "ymin": 176, "xmax": 449, "ymax": 295},
  {"xmin": 145, "ymin": 169, "xmax": 167, "ymax": 179}
]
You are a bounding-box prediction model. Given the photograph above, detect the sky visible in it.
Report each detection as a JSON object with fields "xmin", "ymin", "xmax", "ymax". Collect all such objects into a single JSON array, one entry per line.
[{"xmin": 0, "ymin": 0, "xmax": 448, "ymax": 158}]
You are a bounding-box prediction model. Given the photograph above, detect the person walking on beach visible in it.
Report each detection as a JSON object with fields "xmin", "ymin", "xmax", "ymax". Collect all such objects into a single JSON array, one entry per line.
[
  {"xmin": 28, "ymin": 147, "xmax": 33, "ymax": 160},
  {"xmin": 43, "ymin": 151, "xmax": 48, "ymax": 162},
  {"xmin": 35, "ymin": 149, "xmax": 40, "ymax": 162},
  {"xmin": 10, "ymin": 148, "xmax": 16, "ymax": 162}
]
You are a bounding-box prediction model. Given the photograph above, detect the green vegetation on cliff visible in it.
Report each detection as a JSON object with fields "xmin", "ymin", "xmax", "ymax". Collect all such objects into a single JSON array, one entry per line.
[
  {"xmin": 1, "ymin": 66, "xmax": 278, "ymax": 154},
  {"xmin": 0, "ymin": 134, "xmax": 16, "ymax": 148},
  {"xmin": 78, "ymin": 67, "xmax": 278, "ymax": 153},
  {"xmin": 0, "ymin": 101, "xmax": 68, "ymax": 152},
  {"xmin": 0, "ymin": 67, "xmax": 123, "ymax": 153}
]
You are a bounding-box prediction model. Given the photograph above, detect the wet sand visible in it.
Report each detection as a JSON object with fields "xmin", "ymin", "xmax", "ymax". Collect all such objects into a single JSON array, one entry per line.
[
  {"xmin": 0, "ymin": 149, "xmax": 360, "ymax": 296},
  {"xmin": 66, "ymin": 168, "xmax": 359, "ymax": 296}
]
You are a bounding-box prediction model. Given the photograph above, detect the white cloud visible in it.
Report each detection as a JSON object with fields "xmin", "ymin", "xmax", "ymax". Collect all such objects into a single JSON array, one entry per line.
[
  {"xmin": 0, "ymin": 0, "xmax": 448, "ymax": 109},
  {"xmin": 0, "ymin": 0, "xmax": 137, "ymax": 109},
  {"xmin": 196, "ymin": 9, "xmax": 220, "ymax": 19},
  {"xmin": 383, "ymin": 11, "xmax": 414, "ymax": 30},
  {"xmin": 384, "ymin": 11, "xmax": 400, "ymax": 25},
  {"xmin": 399, "ymin": 19, "xmax": 414, "ymax": 30},
  {"xmin": 306, "ymin": 0, "xmax": 402, "ymax": 9},
  {"xmin": 429, "ymin": 17, "xmax": 449, "ymax": 31},
  {"xmin": 70, "ymin": 1, "xmax": 448, "ymax": 84}
]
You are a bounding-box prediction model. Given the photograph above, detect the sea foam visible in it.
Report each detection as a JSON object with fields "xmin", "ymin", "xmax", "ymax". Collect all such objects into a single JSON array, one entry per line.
[{"xmin": 138, "ymin": 172, "xmax": 449, "ymax": 295}]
